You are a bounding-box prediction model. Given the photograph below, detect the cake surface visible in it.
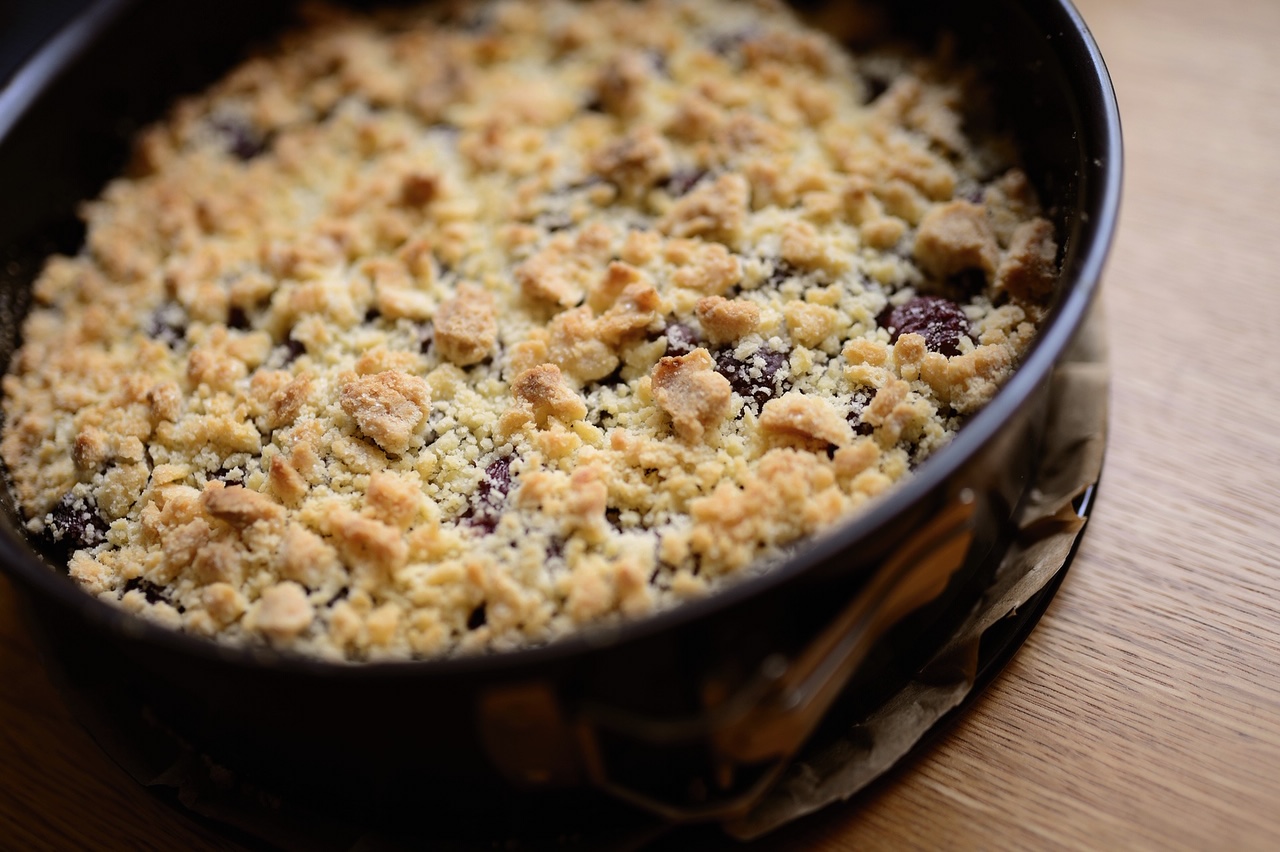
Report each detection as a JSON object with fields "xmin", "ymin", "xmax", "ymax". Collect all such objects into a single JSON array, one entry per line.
[{"xmin": 0, "ymin": 0, "xmax": 1058, "ymax": 660}]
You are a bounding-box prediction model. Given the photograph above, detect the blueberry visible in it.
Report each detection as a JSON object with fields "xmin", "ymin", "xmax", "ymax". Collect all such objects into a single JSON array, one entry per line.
[
  {"xmin": 466, "ymin": 603, "xmax": 487, "ymax": 630},
  {"xmin": 879, "ymin": 296, "xmax": 970, "ymax": 357},
  {"xmin": 715, "ymin": 346, "xmax": 790, "ymax": 412}
]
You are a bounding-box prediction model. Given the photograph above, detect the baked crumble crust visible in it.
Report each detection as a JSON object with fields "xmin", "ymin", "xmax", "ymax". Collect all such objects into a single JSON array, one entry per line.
[{"xmin": 1, "ymin": 0, "xmax": 1057, "ymax": 660}]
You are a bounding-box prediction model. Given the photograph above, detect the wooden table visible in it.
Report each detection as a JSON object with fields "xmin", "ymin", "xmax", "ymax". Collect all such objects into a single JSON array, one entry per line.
[{"xmin": 3, "ymin": 0, "xmax": 1279, "ymax": 847}]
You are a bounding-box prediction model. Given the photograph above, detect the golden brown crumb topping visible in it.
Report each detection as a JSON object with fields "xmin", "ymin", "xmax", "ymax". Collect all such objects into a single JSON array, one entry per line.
[{"xmin": 1, "ymin": 0, "xmax": 1056, "ymax": 660}]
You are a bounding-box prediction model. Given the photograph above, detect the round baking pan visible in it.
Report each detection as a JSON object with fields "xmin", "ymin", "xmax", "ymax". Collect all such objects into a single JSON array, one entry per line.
[
  {"xmin": 0, "ymin": 0, "xmax": 1121, "ymax": 823},
  {"xmin": 48, "ymin": 460, "xmax": 1105, "ymax": 850}
]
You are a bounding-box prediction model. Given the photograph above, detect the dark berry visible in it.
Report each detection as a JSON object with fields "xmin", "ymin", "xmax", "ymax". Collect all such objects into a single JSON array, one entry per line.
[
  {"xmin": 646, "ymin": 49, "xmax": 670, "ymax": 77},
  {"xmin": 862, "ymin": 75, "xmax": 890, "ymax": 104},
  {"xmin": 537, "ymin": 211, "xmax": 575, "ymax": 233},
  {"xmin": 585, "ymin": 364, "xmax": 626, "ymax": 393},
  {"xmin": 847, "ymin": 388, "xmax": 877, "ymax": 437},
  {"xmin": 464, "ymin": 353, "xmax": 496, "ymax": 374},
  {"xmin": 479, "ymin": 456, "xmax": 514, "ymax": 502},
  {"xmin": 227, "ymin": 306, "xmax": 250, "ymax": 330},
  {"xmin": 209, "ymin": 466, "xmax": 244, "ymax": 485},
  {"xmin": 708, "ymin": 28, "xmax": 756, "ymax": 58},
  {"xmin": 212, "ymin": 116, "xmax": 269, "ymax": 161},
  {"xmin": 462, "ymin": 456, "xmax": 515, "ymax": 534},
  {"xmin": 463, "ymin": 511, "xmax": 499, "ymax": 536},
  {"xmin": 146, "ymin": 303, "xmax": 187, "ymax": 349},
  {"xmin": 457, "ymin": 5, "xmax": 494, "ymax": 33},
  {"xmin": 880, "ymin": 296, "xmax": 970, "ymax": 357},
  {"xmin": 44, "ymin": 492, "xmax": 109, "ymax": 553},
  {"xmin": 560, "ymin": 176, "xmax": 605, "ymax": 196},
  {"xmin": 715, "ymin": 346, "xmax": 790, "ymax": 412},
  {"xmin": 466, "ymin": 603, "xmax": 487, "ymax": 630},
  {"xmin": 908, "ymin": 444, "xmax": 929, "ymax": 471},
  {"xmin": 123, "ymin": 577, "xmax": 168, "ymax": 606},
  {"xmin": 664, "ymin": 168, "xmax": 709, "ymax": 198},
  {"xmin": 282, "ymin": 336, "xmax": 306, "ymax": 365},
  {"xmin": 605, "ymin": 508, "xmax": 624, "ymax": 532},
  {"xmin": 662, "ymin": 323, "xmax": 700, "ymax": 357},
  {"xmin": 766, "ymin": 260, "xmax": 803, "ymax": 288},
  {"xmin": 945, "ymin": 268, "xmax": 988, "ymax": 300}
]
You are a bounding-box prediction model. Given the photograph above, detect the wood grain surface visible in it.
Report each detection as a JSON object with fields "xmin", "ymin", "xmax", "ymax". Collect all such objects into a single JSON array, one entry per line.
[{"xmin": 3, "ymin": 0, "xmax": 1280, "ymax": 848}]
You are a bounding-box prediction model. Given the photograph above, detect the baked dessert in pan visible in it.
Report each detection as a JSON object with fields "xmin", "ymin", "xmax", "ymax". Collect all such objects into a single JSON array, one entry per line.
[
  {"xmin": 2, "ymin": 0, "xmax": 1058, "ymax": 661},
  {"xmin": 0, "ymin": 0, "xmax": 1119, "ymax": 820}
]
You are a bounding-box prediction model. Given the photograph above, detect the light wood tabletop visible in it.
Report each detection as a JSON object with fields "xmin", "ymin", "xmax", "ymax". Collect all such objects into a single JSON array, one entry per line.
[{"xmin": 3, "ymin": 0, "xmax": 1279, "ymax": 848}]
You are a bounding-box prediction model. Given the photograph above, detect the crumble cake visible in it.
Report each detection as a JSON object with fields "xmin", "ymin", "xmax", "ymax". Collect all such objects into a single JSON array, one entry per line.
[{"xmin": 0, "ymin": 0, "xmax": 1059, "ymax": 660}]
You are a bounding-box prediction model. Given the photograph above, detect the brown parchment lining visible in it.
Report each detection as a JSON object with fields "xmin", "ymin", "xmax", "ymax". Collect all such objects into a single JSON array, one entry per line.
[{"xmin": 727, "ymin": 301, "xmax": 1110, "ymax": 840}]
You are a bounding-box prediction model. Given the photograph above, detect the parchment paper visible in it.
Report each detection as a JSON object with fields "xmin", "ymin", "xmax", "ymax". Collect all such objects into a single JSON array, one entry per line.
[{"xmin": 727, "ymin": 303, "xmax": 1109, "ymax": 839}]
